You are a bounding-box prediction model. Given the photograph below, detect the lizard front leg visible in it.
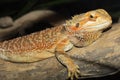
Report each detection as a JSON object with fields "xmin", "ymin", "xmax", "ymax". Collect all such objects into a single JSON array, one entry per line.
[{"xmin": 55, "ymin": 38, "xmax": 80, "ymax": 80}]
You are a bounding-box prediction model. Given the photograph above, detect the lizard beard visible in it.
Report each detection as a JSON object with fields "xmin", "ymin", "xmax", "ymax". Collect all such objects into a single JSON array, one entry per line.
[{"xmin": 67, "ymin": 31, "xmax": 102, "ymax": 47}]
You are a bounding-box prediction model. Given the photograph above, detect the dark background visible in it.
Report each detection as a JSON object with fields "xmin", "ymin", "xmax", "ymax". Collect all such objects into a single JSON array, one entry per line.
[
  {"xmin": 0, "ymin": 0, "xmax": 119, "ymax": 80},
  {"xmin": 0, "ymin": 0, "xmax": 119, "ymax": 22}
]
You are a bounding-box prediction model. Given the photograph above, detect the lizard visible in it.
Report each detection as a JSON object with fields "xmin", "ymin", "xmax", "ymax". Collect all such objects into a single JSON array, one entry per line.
[{"xmin": 0, "ymin": 9, "xmax": 112, "ymax": 80}]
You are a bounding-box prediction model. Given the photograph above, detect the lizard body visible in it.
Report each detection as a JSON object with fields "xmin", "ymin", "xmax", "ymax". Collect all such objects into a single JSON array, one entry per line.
[{"xmin": 0, "ymin": 9, "xmax": 112, "ymax": 79}]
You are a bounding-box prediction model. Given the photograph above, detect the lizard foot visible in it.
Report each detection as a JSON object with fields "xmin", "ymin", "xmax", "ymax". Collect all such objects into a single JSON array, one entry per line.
[{"xmin": 67, "ymin": 64, "xmax": 81, "ymax": 80}]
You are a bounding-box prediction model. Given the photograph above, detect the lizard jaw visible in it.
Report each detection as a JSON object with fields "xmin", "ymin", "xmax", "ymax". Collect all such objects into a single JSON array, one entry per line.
[{"xmin": 82, "ymin": 21, "xmax": 112, "ymax": 31}]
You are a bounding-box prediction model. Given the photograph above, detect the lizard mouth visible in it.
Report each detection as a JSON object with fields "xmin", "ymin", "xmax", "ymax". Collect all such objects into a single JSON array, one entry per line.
[
  {"xmin": 65, "ymin": 21, "xmax": 112, "ymax": 32},
  {"xmin": 83, "ymin": 21, "xmax": 112, "ymax": 31}
]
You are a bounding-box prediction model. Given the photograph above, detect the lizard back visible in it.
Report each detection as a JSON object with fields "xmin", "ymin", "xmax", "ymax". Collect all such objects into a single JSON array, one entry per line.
[{"xmin": 0, "ymin": 26, "xmax": 64, "ymax": 53}]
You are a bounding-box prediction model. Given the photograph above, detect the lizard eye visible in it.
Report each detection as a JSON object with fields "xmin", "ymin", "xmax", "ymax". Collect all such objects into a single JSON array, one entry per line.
[
  {"xmin": 75, "ymin": 23, "xmax": 79, "ymax": 28},
  {"xmin": 90, "ymin": 15, "xmax": 94, "ymax": 18}
]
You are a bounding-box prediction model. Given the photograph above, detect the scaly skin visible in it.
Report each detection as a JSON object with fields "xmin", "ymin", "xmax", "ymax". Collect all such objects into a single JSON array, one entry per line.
[{"xmin": 0, "ymin": 9, "xmax": 112, "ymax": 80}]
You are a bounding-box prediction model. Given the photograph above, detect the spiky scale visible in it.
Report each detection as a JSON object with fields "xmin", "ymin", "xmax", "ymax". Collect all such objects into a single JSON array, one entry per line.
[{"xmin": 0, "ymin": 26, "xmax": 63, "ymax": 53}]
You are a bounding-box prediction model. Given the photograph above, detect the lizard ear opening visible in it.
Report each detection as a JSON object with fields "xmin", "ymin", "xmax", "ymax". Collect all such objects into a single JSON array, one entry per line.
[{"xmin": 75, "ymin": 23, "xmax": 79, "ymax": 28}]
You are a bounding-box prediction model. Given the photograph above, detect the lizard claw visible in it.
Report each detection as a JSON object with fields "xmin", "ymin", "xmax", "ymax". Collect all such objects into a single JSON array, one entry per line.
[{"xmin": 67, "ymin": 64, "xmax": 81, "ymax": 80}]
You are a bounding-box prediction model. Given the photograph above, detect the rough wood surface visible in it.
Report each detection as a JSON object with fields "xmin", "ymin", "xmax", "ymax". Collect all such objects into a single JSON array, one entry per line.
[{"xmin": 0, "ymin": 23, "xmax": 120, "ymax": 80}]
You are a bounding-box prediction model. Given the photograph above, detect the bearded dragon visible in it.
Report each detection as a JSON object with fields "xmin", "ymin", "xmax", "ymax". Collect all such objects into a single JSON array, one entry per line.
[{"xmin": 0, "ymin": 9, "xmax": 112, "ymax": 80}]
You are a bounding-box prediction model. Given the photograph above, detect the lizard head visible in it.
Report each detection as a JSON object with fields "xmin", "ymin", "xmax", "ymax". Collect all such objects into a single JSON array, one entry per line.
[
  {"xmin": 65, "ymin": 9, "xmax": 112, "ymax": 32},
  {"xmin": 65, "ymin": 9, "xmax": 112, "ymax": 47}
]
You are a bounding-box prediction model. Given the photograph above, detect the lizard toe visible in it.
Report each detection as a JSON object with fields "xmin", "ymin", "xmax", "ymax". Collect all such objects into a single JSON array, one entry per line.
[{"xmin": 67, "ymin": 64, "xmax": 81, "ymax": 80}]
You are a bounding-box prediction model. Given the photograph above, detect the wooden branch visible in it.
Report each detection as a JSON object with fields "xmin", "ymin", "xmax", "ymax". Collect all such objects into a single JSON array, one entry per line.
[
  {"xmin": 0, "ymin": 23, "xmax": 120, "ymax": 80},
  {"xmin": 0, "ymin": 16, "xmax": 13, "ymax": 28},
  {"xmin": 0, "ymin": 10, "xmax": 64, "ymax": 41}
]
